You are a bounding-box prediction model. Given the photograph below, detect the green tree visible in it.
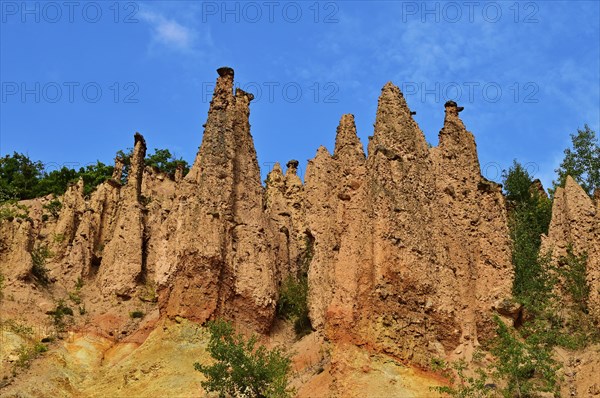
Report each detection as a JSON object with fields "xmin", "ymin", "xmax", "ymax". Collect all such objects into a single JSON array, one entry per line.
[
  {"xmin": 552, "ymin": 124, "xmax": 600, "ymax": 196},
  {"xmin": 432, "ymin": 317, "xmax": 560, "ymax": 398},
  {"xmin": 117, "ymin": 147, "xmax": 189, "ymax": 183},
  {"xmin": 502, "ymin": 161, "xmax": 552, "ymax": 308},
  {"xmin": 277, "ymin": 275, "xmax": 311, "ymax": 336},
  {"xmin": 0, "ymin": 152, "xmax": 44, "ymax": 200},
  {"xmin": 491, "ymin": 317, "xmax": 559, "ymax": 398},
  {"xmin": 36, "ymin": 167, "xmax": 79, "ymax": 197},
  {"xmin": 145, "ymin": 148, "xmax": 189, "ymax": 176},
  {"xmin": 115, "ymin": 148, "xmax": 132, "ymax": 183},
  {"xmin": 77, "ymin": 162, "xmax": 114, "ymax": 196},
  {"xmin": 194, "ymin": 319, "xmax": 293, "ymax": 398},
  {"xmin": 502, "ymin": 161, "xmax": 536, "ymax": 205}
]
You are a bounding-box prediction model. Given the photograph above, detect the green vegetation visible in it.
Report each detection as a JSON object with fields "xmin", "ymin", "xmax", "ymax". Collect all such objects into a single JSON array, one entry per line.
[
  {"xmin": 12, "ymin": 342, "xmax": 49, "ymax": 373},
  {"xmin": 43, "ymin": 199, "xmax": 62, "ymax": 218},
  {"xmin": 116, "ymin": 147, "xmax": 190, "ymax": 183},
  {"xmin": 433, "ymin": 317, "xmax": 560, "ymax": 397},
  {"xmin": 139, "ymin": 281, "xmax": 158, "ymax": 303},
  {"xmin": 53, "ymin": 233, "xmax": 65, "ymax": 243},
  {"xmin": 433, "ymin": 157, "xmax": 598, "ymax": 397},
  {"xmin": 1, "ymin": 319, "xmax": 34, "ymax": 336},
  {"xmin": 277, "ymin": 234, "xmax": 313, "ymax": 337},
  {"xmin": 0, "ymin": 148, "xmax": 190, "ymax": 203},
  {"xmin": 68, "ymin": 291, "xmax": 82, "ymax": 305},
  {"xmin": 556, "ymin": 246, "xmax": 589, "ymax": 313},
  {"xmin": 75, "ymin": 277, "xmax": 84, "ymax": 290},
  {"xmin": 49, "ymin": 299, "xmax": 74, "ymax": 330},
  {"xmin": 30, "ymin": 244, "xmax": 53, "ymax": 286},
  {"xmin": 277, "ymin": 275, "xmax": 311, "ymax": 337},
  {"xmin": 0, "ymin": 153, "xmax": 44, "ymax": 201},
  {"xmin": 551, "ymin": 124, "xmax": 599, "ymax": 196},
  {"xmin": 129, "ymin": 310, "xmax": 145, "ymax": 319},
  {"xmin": 194, "ymin": 319, "xmax": 293, "ymax": 398},
  {"xmin": 502, "ymin": 161, "xmax": 552, "ymax": 310},
  {"xmin": 0, "ymin": 153, "xmax": 113, "ymax": 200},
  {"xmin": 503, "ymin": 161, "xmax": 598, "ymax": 348},
  {"xmin": 0, "ymin": 200, "xmax": 30, "ymax": 221}
]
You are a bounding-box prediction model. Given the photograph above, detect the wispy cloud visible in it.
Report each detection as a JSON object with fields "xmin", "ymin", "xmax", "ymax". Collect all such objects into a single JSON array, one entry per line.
[{"xmin": 139, "ymin": 8, "xmax": 210, "ymax": 54}]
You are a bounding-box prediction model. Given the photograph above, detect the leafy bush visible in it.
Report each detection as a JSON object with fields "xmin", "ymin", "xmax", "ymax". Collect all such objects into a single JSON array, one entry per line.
[
  {"xmin": 0, "ymin": 201, "xmax": 29, "ymax": 221},
  {"xmin": 491, "ymin": 317, "xmax": 559, "ymax": 397},
  {"xmin": 35, "ymin": 166, "xmax": 79, "ymax": 197},
  {"xmin": 14, "ymin": 345, "xmax": 35, "ymax": 370},
  {"xmin": 277, "ymin": 233, "xmax": 314, "ymax": 337},
  {"xmin": 130, "ymin": 310, "xmax": 144, "ymax": 319},
  {"xmin": 277, "ymin": 275, "xmax": 311, "ymax": 337},
  {"xmin": 2, "ymin": 319, "xmax": 34, "ymax": 336},
  {"xmin": 53, "ymin": 233, "xmax": 65, "ymax": 243},
  {"xmin": 1, "ymin": 149, "xmax": 189, "ymax": 202},
  {"xmin": 68, "ymin": 291, "xmax": 82, "ymax": 304},
  {"xmin": 434, "ymin": 160, "xmax": 599, "ymax": 397},
  {"xmin": 50, "ymin": 299, "xmax": 74, "ymax": 330},
  {"xmin": 117, "ymin": 147, "xmax": 190, "ymax": 183},
  {"xmin": 30, "ymin": 244, "xmax": 52, "ymax": 286},
  {"xmin": 194, "ymin": 319, "xmax": 293, "ymax": 398},
  {"xmin": 43, "ymin": 199, "xmax": 62, "ymax": 218},
  {"xmin": 146, "ymin": 148, "xmax": 190, "ymax": 177},
  {"xmin": 34, "ymin": 343, "xmax": 48, "ymax": 353},
  {"xmin": 432, "ymin": 317, "xmax": 560, "ymax": 398},
  {"xmin": 557, "ymin": 246, "xmax": 590, "ymax": 313},
  {"xmin": 12, "ymin": 342, "xmax": 48, "ymax": 373},
  {"xmin": 77, "ymin": 162, "xmax": 114, "ymax": 196}
]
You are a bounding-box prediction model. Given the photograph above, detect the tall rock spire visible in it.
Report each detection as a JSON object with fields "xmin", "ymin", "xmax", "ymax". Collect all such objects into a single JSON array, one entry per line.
[
  {"xmin": 368, "ymin": 82, "xmax": 428, "ymax": 159},
  {"xmin": 186, "ymin": 67, "xmax": 236, "ymax": 183},
  {"xmin": 97, "ymin": 133, "xmax": 147, "ymax": 296},
  {"xmin": 435, "ymin": 100, "xmax": 480, "ymax": 179},
  {"xmin": 129, "ymin": 133, "xmax": 147, "ymax": 198},
  {"xmin": 159, "ymin": 67, "xmax": 278, "ymax": 332},
  {"xmin": 333, "ymin": 114, "xmax": 365, "ymax": 164}
]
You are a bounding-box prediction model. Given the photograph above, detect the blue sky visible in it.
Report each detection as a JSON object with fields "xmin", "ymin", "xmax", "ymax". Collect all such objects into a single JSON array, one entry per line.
[{"xmin": 1, "ymin": 1, "xmax": 599, "ymax": 188}]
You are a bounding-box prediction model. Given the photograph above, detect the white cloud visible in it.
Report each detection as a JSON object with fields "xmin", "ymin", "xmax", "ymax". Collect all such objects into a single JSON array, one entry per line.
[{"xmin": 140, "ymin": 10, "xmax": 197, "ymax": 52}]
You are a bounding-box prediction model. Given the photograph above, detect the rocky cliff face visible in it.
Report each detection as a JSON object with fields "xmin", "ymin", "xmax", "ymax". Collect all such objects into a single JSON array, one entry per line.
[
  {"xmin": 303, "ymin": 87, "xmax": 513, "ymax": 365},
  {"xmin": 542, "ymin": 176, "xmax": 600, "ymax": 322},
  {"xmin": 1, "ymin": 68, "xmax": 596, "ymax": 375}
]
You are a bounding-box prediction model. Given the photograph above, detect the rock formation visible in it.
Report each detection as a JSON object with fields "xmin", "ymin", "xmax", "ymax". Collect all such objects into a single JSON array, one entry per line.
[
  {"xmin": 156, "ymin": 67, "xmax": 277, "ymax": 333},
  {"xmin": 96, "ymin": 133, "xmax": 146, "ymax": 297},
  {"xmin": 2, "ymin": 67, "xmax": 597, "ymax": 377},
  {"xmin": 304, "ymin": 88, "xmax": 513, "ymax": 365},
  {"xmin": 543, "ymin": 176, "xmax": 600, "ymax": 322}
]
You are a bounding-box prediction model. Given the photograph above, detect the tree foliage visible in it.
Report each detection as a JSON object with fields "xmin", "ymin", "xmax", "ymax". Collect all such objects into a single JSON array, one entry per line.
[
  {"xmin": 277, "ymin": 234, "xmax": 313, "ymax": 337},
  {"xmin": 117, "ymin": 147, "xmax": 189, "ymax": 183},
  {"xmin": 502, "ymin": 160, "xmax": 552, "ymax": 307},
  {"xmin": 434, "ymin": 159, "xmax": 598, "ymax": 397},
  {"xmin": 432, "ymin": 317, "xmax": 560, "ymax": 398},
  {"xmin": 194, "ymin": 319, "xmax": 293, "ymax": 398},
  {"xmin": 0, "ymin": 152, "xmax": 44, "ymax": 201},
  {"xmin": 0, "ymin": 148, "xmax": 189, "ymax": 202},
  {"xmin": 552, "ymin": 124, "xmax": 599, "ymax": 196}
]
